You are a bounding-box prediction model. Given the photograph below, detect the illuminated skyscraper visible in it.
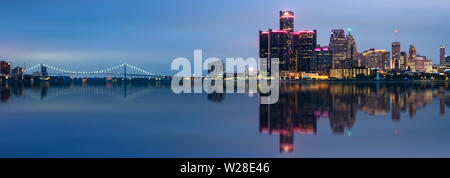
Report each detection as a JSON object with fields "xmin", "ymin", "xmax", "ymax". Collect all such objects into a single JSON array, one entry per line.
[
  {"xmin": 345, "ymin": 29, "xmax": 359, "ymax": 67},
  {"xmin": 294, "ymin": 30, "xmax": 317, "ymax": 72},
  {"xmin": 329, "ymin": 29, "xmax": 347, "ymax": 69},
  {"xmin": 407, "ymin": 44, "xmax": 416, "ymax": 71},
  {"xmin": 259, "ymin": 11, "xmax": 317, "ymax": 75},
  {"xmin": 391, "ymin": 42, "xmax": 401, "ymax": 69},
  {"xmin": 259, "ymin": 30, "xmax": 290, "ymax": 73},
  {"xmin": 279, "ymin": 11, "xmax": 294, "ymax": 32},
  {"xmin": 312, "ymin": 46, "xmax": 332, "ymax": 75},
  {"xmin": 400, "ymin": 51, "xmax": 407, "ymax": 69},
  {"xmin": 441, "ymin": 45, "xmax": 446, "ymax": 66}
]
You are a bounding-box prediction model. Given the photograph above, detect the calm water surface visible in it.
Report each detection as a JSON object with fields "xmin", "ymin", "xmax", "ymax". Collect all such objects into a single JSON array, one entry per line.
[{"xmin": 0, "ymin": 81, "xmax": 449, "ymax": 157}]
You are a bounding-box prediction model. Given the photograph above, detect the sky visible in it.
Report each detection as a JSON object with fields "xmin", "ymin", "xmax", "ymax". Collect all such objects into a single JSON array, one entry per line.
[{"xmin": 0, "ymin": 0, "xmax": 449, "ymax": 75}]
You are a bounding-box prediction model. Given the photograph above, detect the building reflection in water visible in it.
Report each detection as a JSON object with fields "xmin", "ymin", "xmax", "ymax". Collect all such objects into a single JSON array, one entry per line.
[
  {"xmin": 1, "ymin": 84, "xmax": 11, "ymax": 102},
  {"xmin": 259, "ymin": 82, "xmax": 450, "ymax": 153},
  {"xmin": 1, "ymin": 81, "xmax": 449, "ymax": 154},
  {"xmin": 208, "ymin": 92, "xmax": 225, "ymax": 104}
]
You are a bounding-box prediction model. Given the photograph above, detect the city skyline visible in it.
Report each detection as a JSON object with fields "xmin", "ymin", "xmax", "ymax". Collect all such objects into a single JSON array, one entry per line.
[{"xmin": 0, "ymin": 0, "xmax": 450, "ymax": 74}]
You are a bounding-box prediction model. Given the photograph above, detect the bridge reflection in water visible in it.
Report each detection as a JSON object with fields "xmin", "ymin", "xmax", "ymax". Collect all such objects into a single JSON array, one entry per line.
[
  {"xmin": 0, "ymin": 81, "xmax": 171, "ymax": 102},
  {"xmin": 1, "ymin": 81, "xmax": 449, "ymax": 155}
]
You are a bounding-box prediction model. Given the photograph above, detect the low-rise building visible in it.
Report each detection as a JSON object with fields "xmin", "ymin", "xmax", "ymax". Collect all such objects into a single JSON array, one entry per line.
[
  {"xmin": 11, "ymin": 67, "xmax": 23, "ymax": 79},
  {"xmin": 361, "ymin": 48, "xmax": 390, "ymax": 71},
  {"xmin": 330, "ymin": 67, "xmax": 371, "ymax": 79}
]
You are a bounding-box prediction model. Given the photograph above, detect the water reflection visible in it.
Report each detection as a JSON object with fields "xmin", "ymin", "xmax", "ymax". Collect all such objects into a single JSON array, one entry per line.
[
  {"xmin": 0, "ymin": 81, "xmax": 171, "ymax": 102},
  {"xmin": 0, "ymin": 81, "xmax": 449, "ymax": 156},
  {"xmin": 258, "ymin": 82, "xmax": 450, "ymax": 153},
  {"xmin": 208, "ymin": 92, "xmax": 225, "ymax": 104}
]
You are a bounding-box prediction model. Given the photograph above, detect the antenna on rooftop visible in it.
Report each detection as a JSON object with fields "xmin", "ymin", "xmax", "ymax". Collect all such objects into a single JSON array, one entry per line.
[{"xmin": 394, "ymin": 29, "xmax": 399, "ymax": 42}]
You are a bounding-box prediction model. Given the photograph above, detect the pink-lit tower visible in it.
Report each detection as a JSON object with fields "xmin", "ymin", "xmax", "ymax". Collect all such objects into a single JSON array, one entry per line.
[{"xmin": 279, "ymin": 11, "xmax": 294, "ymax": 32}]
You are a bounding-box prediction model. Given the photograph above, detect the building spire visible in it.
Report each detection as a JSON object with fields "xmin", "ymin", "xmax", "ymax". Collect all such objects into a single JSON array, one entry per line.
[{"xmin": 394, "ymin": 29, "xmax": 398, "ymax": 42}]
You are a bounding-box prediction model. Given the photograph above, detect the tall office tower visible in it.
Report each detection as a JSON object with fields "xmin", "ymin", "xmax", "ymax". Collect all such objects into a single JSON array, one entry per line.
[
  {"xmin": 407, "ymin": 44, "xmax": 416, "ymax": 71},
  {"xmin": 440, "ymin": 45, "xmax": 446, "ymax": 66},
  {"xmin": 279, "ymin": 11, "xmax": 294, "ymax": 32},
  {"xmin": 361, "ymin": 48, "xmax": 390, "ymax": 70},
  {"xmin": 259, "ymin": 11, "xmax": 316, "ymax": 75},
  {"xmin": 400, "ymin": 51, "xmax": 407, "ymax": 69},
  {"xmin": 41, "ymin": 65, "xmax": 48, "ymax": 77},
  {"xmin": 272, "ymin": 30, "xmax": 289, "ymax": 72},
  {"xmin": 1, "ymin": 61, "xmax": 11, "ymax": 76},
  {"xmin": 293, "ymin": 30, "xmax": 317, "ymax": 72},
  {"xmin": 312, "ymin": 46, "xmax": 332, "ymax": 75},
  {"xmin": 391, "ymin": 42, "xmax": 401, "ymax": 70},
  {"xmin": 345, "ymin": 29, "xmax": 359, "ymax": 67},
  {"xmin": 259, "ymin": 31, "xmax": 270, "ymax": 72},
  {"xmin": 259, "ymin": 30, "xmax": 290, "ymax": 73},
  {"xmin": 279, "ymin": 10, "xmax": 295, "ymax": 72},
  {"xmin": 329, "ymin": 29, "xmax": 347, "ymax": 69}
]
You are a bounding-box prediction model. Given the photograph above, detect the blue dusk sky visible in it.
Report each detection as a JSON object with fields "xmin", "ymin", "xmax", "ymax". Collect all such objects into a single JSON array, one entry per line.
[{"xmin": 0, "ymin": 0, "xmax": 449, "ymax": 75}]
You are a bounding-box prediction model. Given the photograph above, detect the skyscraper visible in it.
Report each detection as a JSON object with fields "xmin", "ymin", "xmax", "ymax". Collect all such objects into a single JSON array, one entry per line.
[
  {"xmin": 446, "ymin": 56, "xmax": 450, "ymax": 66},
  {"xmin": 441, "ymin": 45, "xmax": 446, "ymax": 66},
  {"xmin": 279, "ymin": 11, "xmax": 294, "ymax": 32},
  {"xmin": 329, "ymin": 29, "xmax": 347, "ymax": 69},
  {"xmin": 400, "ymin": 51, "xmax": 407, "ymax": 69},
  {"xmin": 391, "ymin": 42, "xmax": 401, "ymax": 70},
  {"xmin": 345, "ymin": 29, "xmax": 359, "ymax": 67},
  {"xmin": 407, "ymin": 44, "xmax": 417, "ymax": 71},
  {"xmin": 41, "ymin": 65, "xmax": 48, "ymax": 77},
  {"xmin": 259, "ymin": 30, "xmax": 290, "ymax": 73},
  {"xmin": 259, "ymin": 11, "xmax": 317, "ymax": 76},
  {"xmin": 294, "ymin": 30, "xmax": 317, "ymax": 72},
  {"xmin": 312, "ymin": 46, "xmax": 332, "ymax": 75}
]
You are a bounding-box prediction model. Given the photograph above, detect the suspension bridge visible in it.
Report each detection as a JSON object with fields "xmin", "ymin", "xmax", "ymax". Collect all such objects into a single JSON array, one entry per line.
[{"xmin": 23, "ymin": 63, "xmax": 168, "ymax": 79}]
